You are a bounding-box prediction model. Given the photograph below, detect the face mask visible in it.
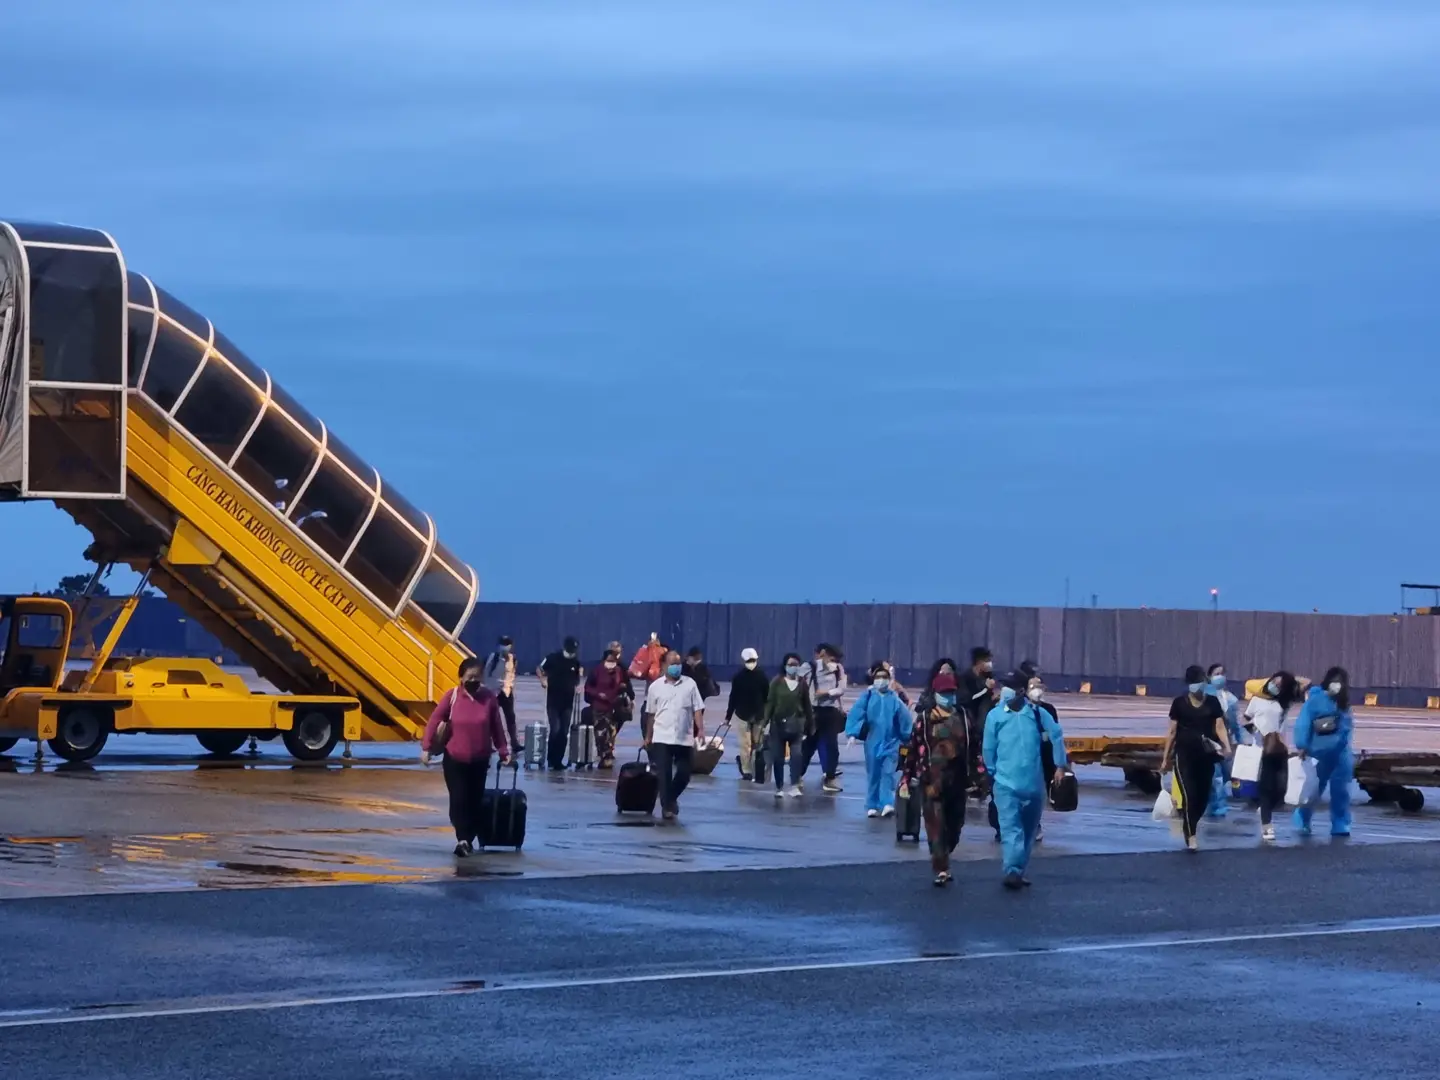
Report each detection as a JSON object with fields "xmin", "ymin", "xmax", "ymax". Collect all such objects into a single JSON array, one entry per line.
[
  {"xmin": 1188, "ymin": 682, "xmax": 1206, "ymax": 696},
  {"xmin": 935, "ymin": 692, "xmax": 956, "ymax": 708},
  {"xmin": 463, "ymin": 678, "xmax": 481, "ymax": 693},
  {"xmin": 499, "ymin": 645, "xmax": 511, "ymax": 655},
  {"xmin": 1267, "ymin": 680, "xmax": 1280, "ymax": 697},
  {"xmin": 666, "ymin": 664, "xmax": 682, "ymax": 679},
  {"xmin": 1027, "ymin": 687, "xmax": 1044, "ymax": 703},
  {"xmin": 604, "ymin": 660, "xmax": 617, "ymax": 669},
  {"xmin": 745, "ymin": 660, "xmax": 757, "ymax": 668},
  {"xmin": 785, "ymin": 664, "xmax": 800, "ymax": 677},
  {"xmin": 1209, "ymin": 674, "xmax": 1225, "ymax": 687},
  {"xmin": 564, "ymin": 650, "xmax": 576, "ymax": 660},
  {"xmin": 999, "ymin": 687, "xmax": 1016, "ymax": 704},
  {"xmin": 1327, "ymin": 682, "xmax": 1343, "ymax": 697},
  {"xmin": 873, "ymin": 678, "xmax": 891, "ymax": 693}
]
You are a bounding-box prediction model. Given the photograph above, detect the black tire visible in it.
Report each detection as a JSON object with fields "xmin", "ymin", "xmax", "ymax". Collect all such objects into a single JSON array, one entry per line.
[
  {"xmin": 48, "ymin": 707, "xmax": 110, "ymax": 762},
  {"xmin": 0, "ymin": 737, "xmax": 17, "ymax": 754},
  {"xmin": 1398, "ymin": 788, "xmax": 1426, "ymax": 814},
  {"xmin": 282, "ymin": 710, "xmax": 340, "ymax": 761},
  {"xmin": 196, "ymin": 732, "xmax": 248, "ymax": 757}
]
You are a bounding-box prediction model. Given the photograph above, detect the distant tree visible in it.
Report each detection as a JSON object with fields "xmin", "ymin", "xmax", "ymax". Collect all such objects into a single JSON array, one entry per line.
[{"xmin": 49, "ymin": 574, "xmax": 109, "ymax": 598}]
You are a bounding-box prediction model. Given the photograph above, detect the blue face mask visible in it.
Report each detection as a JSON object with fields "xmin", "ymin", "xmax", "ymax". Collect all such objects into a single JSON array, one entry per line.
[
  {"xmin": 1188, "ymin": 682, "xmax": 1206, "ymax": 696},
  {"xmin": 999, "ymin": 686, "xmax": 1017, "ymax": 704},
  {"xmin": 785, "ymin": 664, "xmax": 800, "ymax": 677},
  {"xmin": 873, "ymin": 678, "xmax": 891, "ymax": 693},
  {"xmin": 1209, "ymin": 673, "xmax": 1225, "ymax": 687},
  {"xmin": 935, "ymin": 692, "xmax": 957, "ymax": 708},
  {"xmin": 666, "ymin": 664, "xmax": 683, "ymax": 679}
]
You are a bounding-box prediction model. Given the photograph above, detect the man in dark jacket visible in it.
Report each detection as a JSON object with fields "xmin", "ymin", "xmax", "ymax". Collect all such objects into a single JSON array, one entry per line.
[
  {"xmin": 538, "ymin": 636, "xmax": 583, "ymax": 770},
  {"xmin": 685, "ymin": 647, "xmax": 720, "ymax": 701},
  {"xmin": 725, "ymin": 647, "xmax": 770, "ymax": 779}
]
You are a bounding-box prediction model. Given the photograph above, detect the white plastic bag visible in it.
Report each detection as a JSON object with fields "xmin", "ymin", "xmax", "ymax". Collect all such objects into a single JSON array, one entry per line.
[
  {"xmin": 1232, "ymin": 744, "xmax": 1263, "ymax": 783},
  {"xmin": 1286, "ymin": 755, "xmax": 1319, "ymax": 806},
  {"xmin": 1152, "ymin": 783, "xmax": 1176, "ymax": 820}
]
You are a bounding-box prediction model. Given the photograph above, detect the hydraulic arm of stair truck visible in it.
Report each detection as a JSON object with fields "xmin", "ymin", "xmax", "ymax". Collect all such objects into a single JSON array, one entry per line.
[{"xmin": 0, "ymin": 220, "xmax": 479, "ymax": 761}]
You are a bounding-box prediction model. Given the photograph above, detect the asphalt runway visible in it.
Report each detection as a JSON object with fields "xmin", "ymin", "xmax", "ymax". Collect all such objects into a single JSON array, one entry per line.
[
  {"xmin": 6, "ymin": 679, "xmax": 1440, "ymax": 1077},
  {"xmin": 5, "ymin": 845, "xmax": 1440, "ymax": 1078}
]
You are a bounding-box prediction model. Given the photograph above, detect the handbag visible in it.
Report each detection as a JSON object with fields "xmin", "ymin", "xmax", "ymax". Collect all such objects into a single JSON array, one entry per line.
[{"xmin": 432, "ymin": 690, "xmax": 455, "ymax": 752}]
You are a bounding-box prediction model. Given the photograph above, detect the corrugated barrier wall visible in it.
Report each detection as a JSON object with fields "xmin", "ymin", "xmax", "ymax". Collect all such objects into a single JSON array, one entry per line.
[{"xmin": 457, "ymin": 602, "xmax": 1440, "ymax": 706}]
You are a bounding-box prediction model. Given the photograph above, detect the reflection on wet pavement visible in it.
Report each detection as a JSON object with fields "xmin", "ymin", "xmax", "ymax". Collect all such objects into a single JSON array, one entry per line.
[{"xmin": 4, "ymin": 686, "xmax": 1440, "ymax": 898}]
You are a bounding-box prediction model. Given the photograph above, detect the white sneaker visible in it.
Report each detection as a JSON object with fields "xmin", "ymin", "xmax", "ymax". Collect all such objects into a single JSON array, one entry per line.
[
  {"xmin": 880, "ymin": 805, "xmax": 895, "ymax": 818},
  {"xmin": 785, "ymin": 785, "xmax": 802, "ymax": 798},
  {"xmin": 1186, "ymin": 835, "xmax": 1199, "ymax": 852},
  {"xmin": 774, "ymin": 788, "xmax": 785, "ymax": 800},
  {"xmin": 1261, "ymin": 824, "xmax": 1276, "ymax": 842}
]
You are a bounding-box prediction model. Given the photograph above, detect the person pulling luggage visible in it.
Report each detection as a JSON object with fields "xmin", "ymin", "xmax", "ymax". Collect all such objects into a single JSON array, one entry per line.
[
  {"xmin": 421, "ymin": 658, "xmax": 512, "ymax": 857},
  {"xmin": 584, "ymin": 648, "xmax": 629, "ymax": 768},
  {"xmin": 538, "ymin": 636, "xmax": 583, "ymax": 770},
  {"xmin": 642, "ymin": 650, "xmax": 706, "ymax": 821},
  {"xmin": 900, "ymin": 670, "xmax": 969, "ymax": 887},
  {"xmin": 984, "ymin": 670, "xmax": 1068, "ymax": 889},
  {"xmin": 844, "ymin": 663, "xmax": 913, "ymax": 817},
  {"xmin": 726, "ymin": 647, "xmax": 770, "ymax": 779}
]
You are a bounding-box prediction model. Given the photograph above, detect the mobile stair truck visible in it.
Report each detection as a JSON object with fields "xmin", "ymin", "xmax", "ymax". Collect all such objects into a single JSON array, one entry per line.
[{"xmin": 0, "ymin": 221, "xmax": 478, "ymax": 761}]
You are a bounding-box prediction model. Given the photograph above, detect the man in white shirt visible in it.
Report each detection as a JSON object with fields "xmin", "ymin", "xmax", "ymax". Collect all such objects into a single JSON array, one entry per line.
[
  {"xmin": 801, "ymin": 643, "xmax": 847, "ymax": 794},
  {"xmin": 643, "ymin": 649, "xmax": 706, "ymax": 821}
]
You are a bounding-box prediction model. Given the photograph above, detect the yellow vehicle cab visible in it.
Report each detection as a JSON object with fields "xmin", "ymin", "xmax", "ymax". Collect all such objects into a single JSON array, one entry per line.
[{"xmin": 0, "ymin": 595, "xmax": 360, "ymax": 762}]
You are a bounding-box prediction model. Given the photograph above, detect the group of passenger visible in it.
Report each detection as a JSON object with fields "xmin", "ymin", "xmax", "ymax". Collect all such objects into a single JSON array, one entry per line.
[
  {"xmin": 1164, "ymin": 663, "xmax": 1354, "ymax": 850},
  {"xmin": 421, "ymin": 633, "xmax": 1357, "ymax": 878}
]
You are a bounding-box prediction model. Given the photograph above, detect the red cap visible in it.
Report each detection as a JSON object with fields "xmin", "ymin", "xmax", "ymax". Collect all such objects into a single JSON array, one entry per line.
[{"xmin": 932, "ymin": 673, "xmax": 958, "ymax": 692}]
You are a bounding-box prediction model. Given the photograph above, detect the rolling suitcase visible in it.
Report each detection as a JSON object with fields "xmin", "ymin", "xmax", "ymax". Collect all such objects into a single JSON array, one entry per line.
[
  {"xmin": 692, "ymin": 721, "xmax": 729, "ymax": 776},
  {"xmin": 523, "ymin": 722, "xmax": 548, "ymax": 769},
  {"xmin": 616, "ymin": 748, "xmax": 659, "ymax": 814},
  {"xmin": 896, "ymin": 780, "xmax": 922, "ymax": 843},
  {"xmin": 478, "ymin": 762, "xmax": 527, "ymax": 850},
  {"xmin": 751, "ymin": 741, "xmax": 768, "ymax": 785},
  {"xmin": 569, "ymin": 718, "xmax": 597, "ymax": 769}
]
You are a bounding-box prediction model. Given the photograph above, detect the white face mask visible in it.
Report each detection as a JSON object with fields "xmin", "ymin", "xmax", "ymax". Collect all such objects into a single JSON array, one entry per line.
[
  {"xmin": 1026, "ymin": 687, "xmax": 1044, "ymax": 703},
  {"xmin": 745, "ymin": 660, "xmax": 757, "ymax": 668},
  {"xmin": 1326, "ymin": 682, "xmax": 1343, "ymax": 697},
  {"xmin": 1267, "ymin": 680, "xmax": 1280, "ymax": 697}
]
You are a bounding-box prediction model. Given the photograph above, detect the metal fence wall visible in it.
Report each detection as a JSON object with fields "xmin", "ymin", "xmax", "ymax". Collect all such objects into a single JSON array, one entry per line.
[{"xmin": 460, "ymin": 603, "xmax": 1440, "ymax": 705}]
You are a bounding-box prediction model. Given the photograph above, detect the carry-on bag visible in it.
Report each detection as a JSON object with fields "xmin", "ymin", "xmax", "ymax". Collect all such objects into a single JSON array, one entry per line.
[
  {"xmin": 523, "ymin": 722, "xmax": 548, "ymax": 769},
  {"xmin": 616, "ymin": 748, "xmax": 660, "ymax": 814},
  {"xmin": 692, "ymin": 721, "xmax": 730, "ymax": 776},
  {"xmin": 478, "ymin": 761, "xmax": 527, "ymax": 849},
  {"xmin": 1049, "ymin": 769, "xmax": 1079, "ymax": 812},
  {"xmin": 895, "ymin": 780, "xmax": 922, "ymax": 842}
]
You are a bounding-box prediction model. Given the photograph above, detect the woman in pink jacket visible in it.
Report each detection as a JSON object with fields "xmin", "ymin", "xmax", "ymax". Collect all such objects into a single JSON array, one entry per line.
[{"xmin": 423, "ymin": 657, "xmax": 512, "ymax": 856}]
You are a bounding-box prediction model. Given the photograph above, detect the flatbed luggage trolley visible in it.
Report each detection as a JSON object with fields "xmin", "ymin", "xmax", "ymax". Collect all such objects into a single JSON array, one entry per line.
[{"xmin": 1354, "ymin": 751, "xmax": 1434, "ymax": 813}]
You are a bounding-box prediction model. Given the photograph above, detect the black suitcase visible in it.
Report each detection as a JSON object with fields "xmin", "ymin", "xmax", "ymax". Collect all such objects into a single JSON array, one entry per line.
[
  {"xmin": 478, "ymin": 762, "xmax": 527, "ymax": 849},
  {"xmin": 751, "ymin": 742, "xmax": 768, "ymax": 785},
  {"xmin": 616, "ymin": 749, "xmax": 659, "ymax": 814},
  {"xmin": 1049, "ymin": 769, "xmax": 1079, "ymax": 812},
  {"xmin": 896, "ymin": 781, "xmax": 922, "ymax": 843}
]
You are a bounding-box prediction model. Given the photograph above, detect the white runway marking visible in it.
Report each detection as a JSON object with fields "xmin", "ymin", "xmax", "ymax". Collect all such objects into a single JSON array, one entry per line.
[{"xmin": 4, "ymin": 913, "xmax": 1440, "ymax": 1030}]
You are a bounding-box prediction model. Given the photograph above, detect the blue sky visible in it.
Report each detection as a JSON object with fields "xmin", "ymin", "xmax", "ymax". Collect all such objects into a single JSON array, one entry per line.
[{"xmin": 5, "ymin": 1, "xmax": 1440, "ymax": 612}]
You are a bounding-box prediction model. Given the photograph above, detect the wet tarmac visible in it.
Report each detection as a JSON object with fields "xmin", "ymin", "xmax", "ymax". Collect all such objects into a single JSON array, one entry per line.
[{"xmin": 5, "ymin": 681, "xmax": 1440, "ymax": 1076}]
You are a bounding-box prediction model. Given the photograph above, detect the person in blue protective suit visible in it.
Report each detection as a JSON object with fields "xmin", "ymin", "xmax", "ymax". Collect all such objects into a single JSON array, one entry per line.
[
  {"xmin": 845, "ymin": 663, "xmax": 915, "ymax": 818},
  {"xmin": 1293, "ymin": 666, "xmax": 1354, "ymax": 837},
  {"xmin": 1204, "ymin": 664, "xmax": 1242, "ymax": 819},
  {"xmin": 984, "ymin": 671, "xmax": 1069, "ymax": 890}
]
